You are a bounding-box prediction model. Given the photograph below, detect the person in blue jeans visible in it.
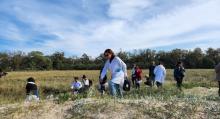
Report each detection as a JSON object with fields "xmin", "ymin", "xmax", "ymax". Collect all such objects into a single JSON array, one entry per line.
[
  {"xmin": 26, "ymin": 77, "xmax": 39, "ymax": 101},
  {"xmin": 100, "ymin": 49, "xmax": 128, "ymax": 98}
]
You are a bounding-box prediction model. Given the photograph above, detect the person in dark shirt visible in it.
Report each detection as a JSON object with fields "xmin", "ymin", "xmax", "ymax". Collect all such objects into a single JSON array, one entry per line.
[
  {"xmin": 131, "ymin": 64, "xmax": 137, "ymax": 86},
  {"xmin": 174, "ymin": 61, "xmax": 185, "ymax": 91},
  {"xmin": 26, "ymin": 77, "xmax": 39, "ymax": 101},
  {"xmin": 149, "ymin": 61, "xmax": 156, "ymax": 86},
  {"xmin": 99, "ymin": 69, "xmax": 107, "ymax": 95}
]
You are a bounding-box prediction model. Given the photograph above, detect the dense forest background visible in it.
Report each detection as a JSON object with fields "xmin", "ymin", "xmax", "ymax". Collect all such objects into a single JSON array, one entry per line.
[{"xmin": 0, "ymin": 47, "xmax": 219, "ymax": 71}]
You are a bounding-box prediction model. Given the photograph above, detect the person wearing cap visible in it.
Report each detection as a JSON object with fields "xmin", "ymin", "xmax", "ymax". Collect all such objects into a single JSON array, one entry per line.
[{"xmin": 100, "ymin": 49, "xmax": 128, "ymax": 98}]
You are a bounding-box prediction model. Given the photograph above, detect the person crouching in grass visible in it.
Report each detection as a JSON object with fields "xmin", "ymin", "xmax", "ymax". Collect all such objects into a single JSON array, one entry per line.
[
  {"xmin": 71, "ymin": 77, "xmax": 83, "ymax": 95},
  {"xmin": 81, "ymin": 75, "xmax": 90, "ymax": 91},
  {"xmin": 25, "ymin": 77, "xmax": 39, "ymax": 102}
]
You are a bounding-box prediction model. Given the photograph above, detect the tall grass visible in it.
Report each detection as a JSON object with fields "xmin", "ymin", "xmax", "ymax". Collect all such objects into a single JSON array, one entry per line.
[{"xmin": 0, "ymin": 69, "xmax": 217, "ymax": 104}]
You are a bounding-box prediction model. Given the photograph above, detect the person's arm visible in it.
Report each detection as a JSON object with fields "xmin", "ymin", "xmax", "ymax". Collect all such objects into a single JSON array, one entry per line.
[
  {"xmin": 174, "ymin": 68, "xmax": 177, "ymax": 79},
  {"xmin": 71, "ymin": 83, "xmax": 74, "ymax": 89},
  {"xmin": 26, "ymin": 84, "xmax": 30, "ymax": 95},
  {"xmin": 100, "ymin": 61, "xmax": 109, "ymax": 80},
  {"xmin": 163, "ymin": 67, "xmax": 166, "ymax": 77},
  {"xmin": 173, "ymin": 68, "xmax": 177, "ymax": 78},
  {"xmin": 117, "ymin": 57, "xmax": 128, "ymax": 77},
  {"xmin": 154, "ymin": 66, "xmax": 157, "ymax": 76}
]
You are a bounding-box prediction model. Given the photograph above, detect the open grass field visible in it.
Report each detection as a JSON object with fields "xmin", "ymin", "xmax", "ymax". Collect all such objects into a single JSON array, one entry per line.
[{"xmin": 0, "ymin": 69, "xmax": 220, "ymax": 119}]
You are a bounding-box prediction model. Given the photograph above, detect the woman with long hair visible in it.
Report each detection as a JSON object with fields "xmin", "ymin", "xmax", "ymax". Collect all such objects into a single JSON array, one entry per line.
[{"xmin": 100, "ymin": 49, "xmax": 128, "ymax": 97}]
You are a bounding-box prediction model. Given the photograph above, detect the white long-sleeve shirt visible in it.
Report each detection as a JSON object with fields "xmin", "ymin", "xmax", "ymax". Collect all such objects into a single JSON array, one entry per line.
[
  {"xmin": 101, "ymin": 56, "xmax": 127, "ymax": 84},
  {"xmin": 154, "ymin": 65, "xmax": 166, "ymax": 83}
]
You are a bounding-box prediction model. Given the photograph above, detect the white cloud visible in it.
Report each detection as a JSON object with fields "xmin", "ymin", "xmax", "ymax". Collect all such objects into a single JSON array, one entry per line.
[
  {"xmin": 77, "ymin": 0, "xmax": 219, "ymax": 55},
  {"xmin": 0, "ymin": 0, "xmax": 220, "ymax": 57},
  {"xmin": 0, "ymin": 20, "xmax": 27, "ymax": 41},
  {"xmin": 108, "ymin": 0, "xmax": 152, "ymax": 20}
]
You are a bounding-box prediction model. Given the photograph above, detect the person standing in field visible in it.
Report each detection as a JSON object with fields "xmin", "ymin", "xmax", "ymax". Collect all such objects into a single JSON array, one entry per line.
[
  {"xmin": 131, "ymin": 64, "xmax": 137, "ymax": 86},
  {"xmin": 154, "ymin": 61, "xmax": 166, "ymax": 88},
  {"xmin": 135, "ymin": 66, "xmax": 142, "ymax": 89},
  {"xmin": 174, "ymin": 61, "xmax": 185, "ymax": 91},
  {"xmin": 149, "ymin": 61, "xmax": 156, "ymax": 86},
  {"xmin": 215, "ymin": 62, "xmax": 220, "ymax": 96},
  {"xmin": 100, "ymin": 49, "xmax": 128, "ymax": 98}
]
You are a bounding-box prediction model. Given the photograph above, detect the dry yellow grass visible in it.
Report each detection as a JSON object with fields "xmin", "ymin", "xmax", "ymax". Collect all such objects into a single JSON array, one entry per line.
[{"xmin": 0, "ymin": 69, "xmax": 220, "ymax": 119}]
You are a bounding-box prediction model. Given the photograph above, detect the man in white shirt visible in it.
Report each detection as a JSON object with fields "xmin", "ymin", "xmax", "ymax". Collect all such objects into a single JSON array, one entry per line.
[
  {"xmin": 154, "ymin": 61, "xmax": 166, "ymax": 88},
  {"xmin": 100, "ymin": 49, "xmax": 128, "ymax": 97}
]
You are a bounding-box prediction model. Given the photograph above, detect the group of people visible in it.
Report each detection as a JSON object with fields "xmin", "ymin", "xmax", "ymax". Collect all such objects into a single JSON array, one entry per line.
[
  {"xmin": 19, "ymin": 49, "xmax": 220, "ymax": 101},
  {"xmin": 25, "ymin": 75, "xmax": 93, "ymax": 101},
  {"xmin": 99, "ymin": 49, "xmax": 220, "ymax": 98},
  {"xmin": 71, "ymin": 75, "xmax": 92, "ymax": 94},
  {"xmin": 130, "ymin": 60, "xmax": 185, "ymax": 91}
]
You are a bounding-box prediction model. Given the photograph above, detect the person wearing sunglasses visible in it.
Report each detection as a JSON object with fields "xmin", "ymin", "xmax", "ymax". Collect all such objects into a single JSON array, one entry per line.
[{"xmin": 100, "ymin": 49, "xmax": 128, "ymax": 98}]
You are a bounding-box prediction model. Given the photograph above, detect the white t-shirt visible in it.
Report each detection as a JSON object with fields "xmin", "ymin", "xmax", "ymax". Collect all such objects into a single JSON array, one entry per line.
[
  {"xmin": 154, "ymin": 65, "xmax": 166, "ymax": 83},
  {"xmin": 83, "ymin": 79, "xmax": 90, "ymax": 86}
]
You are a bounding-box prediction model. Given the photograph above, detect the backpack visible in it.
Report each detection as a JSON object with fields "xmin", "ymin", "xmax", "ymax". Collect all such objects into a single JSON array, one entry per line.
[{"xmin": 123, "ymin": 78, "xmax": 131, "ymax": 91}]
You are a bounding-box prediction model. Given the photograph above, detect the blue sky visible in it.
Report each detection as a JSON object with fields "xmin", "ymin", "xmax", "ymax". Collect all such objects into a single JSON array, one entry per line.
[{"xmin": 0, "ymin": 0, "xmax": 219, "ymax": 57}]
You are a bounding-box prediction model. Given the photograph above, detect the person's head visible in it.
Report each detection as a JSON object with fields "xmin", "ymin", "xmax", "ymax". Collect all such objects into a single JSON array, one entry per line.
[
  {"xmin": 158, "ymin": 60, "xmax": 164, "ymax": 65},
  {"xmin": 176, "ymin": 61, "xmax": 182, "ymax": 67},
  {"xmin": 74, "ymin": 77, "xmax": 79, "ymax": 82},
  {"xmin": 27, "ymin": 77, "xmax": 35, "ymax": 83},
  {"xmin": 151, "ymin": 61, "xmax": 155, "ymax": 65},
  {"xmin": 82, "ymin": 75, "xmax": 86, "ymax": 79},
  {"xmin": 133, "ymin": 64, "xmax": 136, "ymax": 68},
  {"xmin": 104, "ymin": 49, "xmax": 115, "ymax": 59}
]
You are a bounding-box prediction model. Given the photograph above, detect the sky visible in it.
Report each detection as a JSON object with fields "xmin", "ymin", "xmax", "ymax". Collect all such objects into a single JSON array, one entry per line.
[{"xmin": 0, "ymin": 0, "xmax": 219, "ymax": 57}]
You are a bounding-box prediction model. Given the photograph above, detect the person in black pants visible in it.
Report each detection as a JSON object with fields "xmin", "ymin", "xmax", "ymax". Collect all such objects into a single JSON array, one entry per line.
[
  {"xmin": 149, "ymin": 61, "xmax": 156, "ymax": 86},
  {"xmin": 174, "ymin": 61, "xmax": 185, "ymax": 91},
  {"xmin": 131, "ymin": 64, "xmax": 136, "ymax": 86}
]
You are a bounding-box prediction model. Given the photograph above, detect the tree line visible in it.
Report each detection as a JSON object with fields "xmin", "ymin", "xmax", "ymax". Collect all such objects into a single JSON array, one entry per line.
[{"xmin": 0, "ymin": 47, "xmax": 219, "ymax": 71}]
